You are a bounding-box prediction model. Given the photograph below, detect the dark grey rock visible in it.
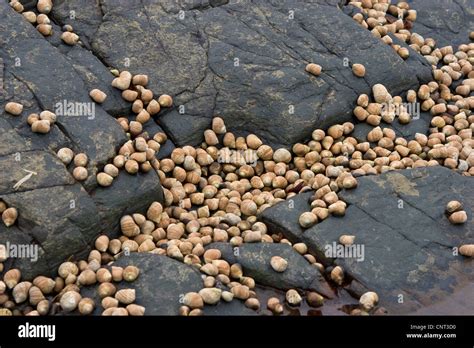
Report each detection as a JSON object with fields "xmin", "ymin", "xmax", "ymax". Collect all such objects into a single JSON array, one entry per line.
[
  {"xmin": 46, "ymin": 0, "xmax": 433, "ymax": 148},
  {"xmin": 407, "ymin": 0, "xmax": 474, "ymax": 48},
  {"xmin": 260, "ymin": 167, "xmax": 474, "ymax": 314},
  {"xmin": 65, "ymin": 46, "xmax": 130, "ymax": 116},
  {"xmin": 81, "ymin": 253, "xmax": 255, "ymax": 315},
  {"xmin": 91, "ymin": 170, "xmax": 163, "ymax": 238},
  {"xmin": 208, "ymin": 242, "xmax": 334, "ymax": 298},
  {"xmin": 0, "ymin": 3, "xmax": 164, "ymax": 279}
]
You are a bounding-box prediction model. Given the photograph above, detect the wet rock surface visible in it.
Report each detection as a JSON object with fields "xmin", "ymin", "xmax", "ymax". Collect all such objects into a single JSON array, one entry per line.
[
  {"xmin": 208, "ymin": 242, "xmax": 333, "ymax": 297},
  {"xmin": 408, "ymin": 0, "xmax": 474, "ymax": 48},
  {"xmin": 261, "ymin": 166, "xmax": 474, "ymax": 314},
  {"xmin": 82, "ymin": 253, "xmax": 255, "ymax": 315},
  {"xmin": 50, "ymin": 0, "xmax": 431, "ymax": 148},
  {"xmin": 0, "ymin": 2, "xmax": 163, "ymax": 277}
]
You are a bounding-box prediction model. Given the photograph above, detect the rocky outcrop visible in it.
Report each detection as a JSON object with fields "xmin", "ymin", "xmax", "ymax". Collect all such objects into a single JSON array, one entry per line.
[
  {"xmin": 260, "ymin": 166, "xmax": 474, "ymax": 314},
  {"xmin": 408, "ymin": 0, "xmax": 474, "ymax": 48},
  {"xmin": 50, "ymin": 0, "xmax": 432, "ymax": 148},
  {"xmin": 0, "ymin": 3, "xmax": 163, "ymax": 278},
  {"xmin": 208, "ymin": 242, "xmax": 334, "ymax": 298}
]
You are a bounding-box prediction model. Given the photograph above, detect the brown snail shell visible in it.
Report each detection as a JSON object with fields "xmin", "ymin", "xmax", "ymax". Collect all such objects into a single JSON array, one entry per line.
[
  {"xmin": 449, "ymin": 210, "xmax": 467, "ymax": 224},
  {"xmin": 270, "ymin": 256, "xmax": 288, "ymax": 272},
  {"xmin": 60, "ymin": 291, "xmax": 82, "ymax": 312},
  {"xmin": 285, "ymin": 289, "xmax": 302, "ymax": 306},
  {"xmin": 94, "ymin": 235, "xmax": 109, "ymax": 252},
  {"xmin": 72, "ymin": 166, "xmax": 88, "ymax": 181},
  {"xmin": 199, "ymin": 287, "xmax": 222, "ymax": 305},
  {"xmin": 37, "ymin": 299, "xmax": 50, "ymax": 315},
  {"xmin": 78, "ymin": 298, "xmax": 95, "ymax": 315},
  {"xmin": 2, "ymin": 207, "xmax": 18, "ymax": 227},
  {"xmin": 459, "ymin": 244, "xmax": 474, "ymax": 257},
  {"xmin": 123, "ymin": 265, "xmax": 140, "ymax": 282},
  {"xmin": 37, "ymin": 24, "xmax": 52, "ymax": 36},
  {"xmin": 359, "ymin": 291, "xmax": 379, "ymax": 311},
  {"xmin": 158, "ymin": 94, "xmax": 173, "ymax": 107},
  {"xmin": 37, "ymin": 0, "xmax": 52, "ymax": 14},
  {"xmin": 305, "ymin": 63, "xmax": 322, "ymax": 76},
  {"xmin": 96, "ymin": 268, "xmax": 112, "ymax": 283},
  {"xmin": 5, "ymin": 102, "xmax": 23, "ymax": 116},
  {"xmin": 32, "ymin": 276, "xmax": 56, "ymax": 295},
  {"xmin": 339, "ymin": 235, "xmax": 355, "ymax": 246},
  {"xmin": 97, "ymin": 172, "xmax": 114, "ymax": 187},
  {"xmin": 183, "ymin": 292, "xmax": 204, "ymax": 309},
  {"xmin": 111, "ymin": 71, "xmax": 132, "ymax": 90},
  {"xmin": 13, "ymin": 281, "xmax": 32, "ymax": 304},
  {"xmin": 120, "ymin": 215, "xmax": 140, "ymax": 237},
  {"xmin": 31, "ymin": 120, "xmax": 51, "ymax": 133},
  {"xmin": 146, "ymin": 202, "xmax": 163, "ymax": 223},
  {"xmin": 4, "ymin": 269, "xmax": 21, "ymax": 289},
  {"xmin": 58, "ymin": 261, "xmax": 79, "ymax": 279},
  {"xmin": 98, "ymin": 282, "xmax": 116, "ymax": 299},
  {"xmin": 230, "ymin": 284, "xmax": 250, "ymax": 300},
  {"xmin": 330, "ymin": 266, "xmax": 344, "ymax": 285},
  {"xmin": 61, "ymin": 31, "xmax": 79, "ymax": 45},
  {"xmin": 77, "ymin": 269, "xmax": 97, "ymax": 286},
  {"xmin": 89, "ymin": 89, "xmax": 107, "ymax": 103},
  {"xmin": 126, "ymin": 304, "xmax": 145, "ymax": 316},
  {"xmin": 446, "ymin": 200, "xmax": 463, "ymax": 214},
  {"xmin": 28, "ymin": 286, "xmax": 45, "ymax": 306},
  {"xmin": 57, "ymin": 148, "xmax": 74, "ymax": 165},
  {"xmin": 101, "ymin": 296, "xmax": 119, "ymax": 309},
  {"xmin": 115, "ymin": 289, "xmax": 136, "ymax": 304}
]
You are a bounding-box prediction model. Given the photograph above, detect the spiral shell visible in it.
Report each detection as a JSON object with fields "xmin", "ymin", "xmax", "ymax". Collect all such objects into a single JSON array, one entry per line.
[
  {"xmin": 28, "ymin": 286, "xmax": 45, "ymax": 306},
  {"xmin": 123, "ymin": 265, "xmax": 140, "ymax": 282},
  {"xmin": 37, "ymin": 299, "xmax": 50, "ymax": 315},
  {"xmin": 339, "ymin": 235, "xmax": 355, "ymax": 246},
  {"xmin": 230, "ymin": 284, "xmax": 250, "ymax": 300},
  {"xmin": 158, "ymin": 94, "xmax": 173, "ymax": 108},
  {"xmin": 96, "ymin": 268, "xmax": 112, "ymax": 283},
  {"xmin": 58, "ymin": 262, "xmax": 79, "ymax": 279},
  {"xmin": 60, "ymin": 291, "xmax": 82, "ymax": 312},
  {"xmin": 77, "ymin": 269, "xmax": 97, "ymax": 286},
  {"xmin": 78, "ymin": 298, "xmax": 95, "ymax": 315},
  {"xmin": 126, "ymin": 303, "xmax": 146, "ymax": 316},
  {"xmin": 97, "ymin": 172, "xmax": 114, "ymax": 187},
  {"xmin": 111, "ymin": 266, "xmax": 123, "ymax": 282},
  {"xmin": 13, "ymin": 281, "xmax": 32, "ymax": 304},
  {"xmin": 101, "ymin": 296, "xmax": 119, "ymax": 309},
  {"xmin": 183, "ymin": 292, "xmax": 204, "ymax": 309},
  {"xmin": 57, "ymin": 148, "xmax": 74, "ymax": 165},
  {"xmin": 330, "ymin": 266, "xmax": 344, "ymax": 285},
  {"xmin": 449, "ymin": 211, "xmax": 467, "ymax": 224},
  {"xmin": 94, "ymin": 235, "xmax": 109, "ymax": 252},
  {"xmin": 98, "ymin": 282, "xmax": 116, "ymax": 299},
  {"xmin": 285, "ymin": 289, "xmax": 302, "ymax": 306},
  {"xmin": 199, "ymin": 288, "xmax": 222, "ymax": 305},
  {"xmin": 115, "ymin": 289, "xmax": 136, "ymax": 305},
  {"xmin": 5, "ymin": 102, "xmax": 23, "ymax": 116},
  {"xmin": 305, "ymin": 63, "xmax": 322, "ymax": 76},
  {"xmin": 359, "ymin": 291, "xmax": 379, "ymax": 311},
  {"xmin": 120, "ymin": 215, "xmax": 140, "ymax": 237},
  {"xmin": 270, "ymin": 256, "xmax": 288, "ymax": 273},
  {"xmin": 446, "ymin": 200, "xmax": 462, "ymax": 214},
  {"xmin": 89, "ymin": 89, "xmax": 107, "ymax": 103}
]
